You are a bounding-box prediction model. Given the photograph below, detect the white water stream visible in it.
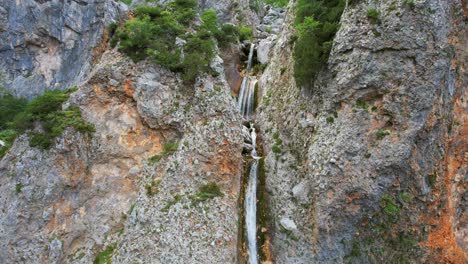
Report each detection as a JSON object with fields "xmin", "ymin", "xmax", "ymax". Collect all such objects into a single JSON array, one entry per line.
[{"xmin": 239, "ymin": 44, "xmax": 259, "ymax": 264}]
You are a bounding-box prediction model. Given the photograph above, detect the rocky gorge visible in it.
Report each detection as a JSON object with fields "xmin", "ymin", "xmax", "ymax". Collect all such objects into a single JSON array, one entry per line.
[{"xmin": 0, "ymin": 0, "xmax": 466, "ymax": 263}]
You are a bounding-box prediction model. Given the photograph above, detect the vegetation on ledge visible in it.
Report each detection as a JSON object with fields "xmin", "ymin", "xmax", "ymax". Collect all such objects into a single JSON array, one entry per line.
[
  {"xmin": 0, "ymin": 88, "xmax": 94, "ymax": 155},
  {"xmin": 293, "ymin": 0, "xmax": 347, "ymax": 88},
  {"xmin": 111, "ymin": 0, "xmax": 243, "ymax": 84}
]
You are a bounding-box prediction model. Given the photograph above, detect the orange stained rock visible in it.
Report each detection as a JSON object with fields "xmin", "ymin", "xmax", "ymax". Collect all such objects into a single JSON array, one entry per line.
[{"xmin": 423, "ymin": 94, "xmax": 467, "ymax": 263}]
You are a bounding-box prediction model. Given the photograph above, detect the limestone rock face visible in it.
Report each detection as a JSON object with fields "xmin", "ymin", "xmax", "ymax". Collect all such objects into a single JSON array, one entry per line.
[
  {"xmin": 0, "ymin": 0, "xmax": 126, "ymax": 98},
  {"xmin": 1, "ymin": 0, "xmax": 466, "ymax": 263},
  {"xmin": 0, "ymin": 48, "xmax": 244, "ymax": 263},
  {"xmin": 256, "ymin": 0, "xmax": 467, "ymax": 263}
]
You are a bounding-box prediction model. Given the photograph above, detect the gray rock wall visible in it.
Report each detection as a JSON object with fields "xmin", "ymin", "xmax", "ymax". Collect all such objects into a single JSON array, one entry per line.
[
  {"xmin": 256, "ymin": 0, "xmax": 466, "ymax": 262},
  {"xmin": 0, "ymin": 0, "xmax": 126, "ymax": 98}
]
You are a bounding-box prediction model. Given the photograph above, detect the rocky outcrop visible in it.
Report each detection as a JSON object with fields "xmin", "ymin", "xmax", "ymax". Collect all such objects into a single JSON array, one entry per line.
[
  {"xmin": 256, "ymin": 0, "xmax": 466, "ymax": 263},
  {"xmin": 0, "ymin": 47, "xmax": 244, "ymax": 263},
  {"xmin": 0, "ymin": 0, "xmax": 126, "ymax": 98}
]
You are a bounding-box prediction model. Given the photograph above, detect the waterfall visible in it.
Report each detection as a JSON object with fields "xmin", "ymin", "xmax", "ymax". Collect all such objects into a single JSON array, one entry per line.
[
  {"xmin": 245, "ymin": 159, "xmax": 259, "ymax": 264},
  {"xmin": 239, "ymin": 43, "xmax": 259, "ymax": 264},
  {"xmin": 238, "ymin": 44, "xmax": 257, "ymax": 119}
]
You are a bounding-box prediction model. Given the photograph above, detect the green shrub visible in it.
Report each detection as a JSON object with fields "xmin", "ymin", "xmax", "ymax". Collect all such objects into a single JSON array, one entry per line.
[
  {"xmin": 162, "ymin": 194, "xmax": 182, "ymax": 212},
  {"xmin": 26, "ymin": 90, "xmax": 69, "ymax": 119},
  {"xmin": 366, "ymin": 8, "xmax": 381, "ymax": 24},
  {"xmin": 356, "ymin": 98, "xmax": 369, "ymax": 111},
  {"xmin": 192, "ymin": 183, "xmax": 223, "ymax": 203},
  {"xmin": 326, "ymin": 116, "xmax": 334, "ymax": 123},
  {"xmin": 381, "ymin": 194, "xmax": 400, "ymax": 217},
  {"xmin": 113, "ymin": 3, "xmax": 238, "ymax": 84},
  {"xmin": 265, "ymin": 0, "xmax": 289, "ymax": 7},
  {"xmin": 239, "ymin": 26, "xmax": 253, "ymax": 41},
  {"xmin": 376, "ymin": 129, "xmax": 390, "ymax": 140},
  {"xmin": 201, "ymin": 9, "xmax": 220, "ymax": 34},
  {"xmin": 293, "ymin": 0, "xmax": 346, "ymax": 88},
  {"xmin": 0, "ymin": 89, "xmax": 94, "ymax": 151},
  {"xmin": 93, "ymin": 244, "xmax": 115, "ymax": 264},
  {"xmin": 0, "ymin": 129, "xmax": 17, "ymax": 158},
  {"xmin": 0, "ymin": 93, "xmax": 27, "ymax": 130},
  {"xmin": 403, "ymin": 0, "xmax": 415, "ymax": 9},
  {"xmin": 271, "ymin": 145, "xmax": 282, "ymax": 154},
  {"xmin": 149, "ymin": 142, "xmax": 179, "ymax": 164},
  {"xmin": 398, "ymin": 192, "xmax": 414, "ymax": 203},
  {"xmin": 120, "ymin": 0, "xmax": 132, "ymax": 5},
  {"xmin": 15, "ymin": 183, "xmax": 24, "ymax": 194}
]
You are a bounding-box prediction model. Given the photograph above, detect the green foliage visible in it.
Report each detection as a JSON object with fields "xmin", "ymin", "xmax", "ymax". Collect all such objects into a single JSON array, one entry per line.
[
  {"xmin": 26, "ymin": 90, "xmax": 69, "ymax": 119},
  {"xmin": 376, "ymin": 129, "xmax": 390, "ymax": 140},
  {"xmin": 380, "ymin": 194, "xmax": 400, "ymax": 217},
  {"xmin": 271, "ymin": 145, "xmax": 282, "ymax": 154},
  {"xmin": 326, "ymin": 116, "xmax": 335, "ymax": 123},
  {"xmin": 108, "ymin": 22, "xmax": 118, "ymax": 37},
  {"xmin": 192, "ymin": 183, "xmax": 223, "ymax": 203},
  {"xmin": 0, "ymin": 93, "xmax": 27, "ymax": 130},
  {"xmin": 403, "ymin": 0, "xmax": 415, "ymax": 9},
  {"xmin": 366, "ymin": 8, "xmax": 381, "ymax": 24},
  {"xmin": 145, "ymin": 179, "xmax": 161, "ymax": 196},
  {"xmin": 93, "ymin": 244, "xmax": 115, "ymax": 264},
  {"xmin": 149, "ymin": 142, "xmax": 179, "ymax": 164},
  {"xmin": 265, "ymin": 0, "xmax": 289, "ymax": 7},
  {"xmin": 293, "ymin": 0, "xmax": 346, "ymax": 88},
  {"xmin": 426, "ymin": 174, "xmax": 436, "ymax": 187},
  {"xmin": 218, "ymin": 24, "xmax": 241, "ymax": 46},
  {"xmin": 356, "ymin": 99, "xmax": 369, "ymax": 111},
  {"xmin": 0, "ymin": 129, "xmax": 17, "ymax": 158},
  {"xmin": 120, "ymin": 0, "xmax": 132, "ymax": 5},
  {"xmin": 201, "ymin": 9, "xmax": 219, "ymax": 33},
  {"xmin": 0, "ymin": 89, "xmax": 93, "ymax": 152},
  {"xmin": 239, "ymin": 26, "xmax": 253, "ymax": 41},
  {"xmin": 15, "ymin": 183, "xmax": 24, "ymax": 194},
  {"xmin": 271, "ymin": 132, "xmax": 282, "ymax": 154},
  {"xmin": 162, "ymin": 194, "xmax": 182, "ymax": 212},
  {"xmin": 29, "ymin": 106, "xmax": 95, "ymax": 149},
  {"xmin": 112, "ymin": 3, "xmax": 238, "ymax": 84},
  {"xmin": 398, "ymin": 192, "xmax": 414, "ymax": 203}
]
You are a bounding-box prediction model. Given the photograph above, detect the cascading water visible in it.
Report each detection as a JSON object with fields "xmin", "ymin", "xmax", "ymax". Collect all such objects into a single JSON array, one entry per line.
[
  {"xmin": 238, "ymin": 44, "xmax": 257, "ymax": 119},
  {"xmin": 239, "ymin": 44, "xmax": 259, "ymax": 264}
]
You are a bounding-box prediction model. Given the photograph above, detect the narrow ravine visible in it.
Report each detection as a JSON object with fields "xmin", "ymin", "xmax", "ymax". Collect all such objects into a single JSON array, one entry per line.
[{"xmin": 238, "ymin": 44, "xmax": 260, "ymax": 264}]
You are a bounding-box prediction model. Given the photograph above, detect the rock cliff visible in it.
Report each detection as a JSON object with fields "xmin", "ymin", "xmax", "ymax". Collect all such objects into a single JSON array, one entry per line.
[
  {"xmin": 0, "ymin": 0, "xmax": 466, "ymax": 263},
  {"xmin": 256, "ymin": 0, "xmax": 466, "ymax": 263}
]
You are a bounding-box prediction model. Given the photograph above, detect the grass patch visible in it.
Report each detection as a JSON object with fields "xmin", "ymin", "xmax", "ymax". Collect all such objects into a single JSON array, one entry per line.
[
  {"xmin": 0, "ymin": 129, "xmax": 17, "ymax": 159},
  {"xmin": 265, "ymin": 0, "xmax": 289, "ymax": 7},
  {"xmin": 145, "ymin": 179, "xmax": 162, "ymax": 196},
  {"xmin": 356, "ymin": 99, "xmax": 369, "ymax": 111},
  {"xmin": 15, "ymin": 183, "xmax": 24, "ymax": 194},
  {"xmin": 191, "ymin": 182, "xmax": 223, "ymax": 204},
  {"xmin": 398, "ymin": 192, "xmax": 414, "ymax": 203},
  {"xmin": 271, "ymin": 132, "xmax": 283, "ymax": 155},
  {"xmin": 148, "ymin": 142, "xmax": 179, "ymax": 164},
  {"xmin": 119, "ymin": 0, "xmax": 132, "ymax": 5},
  {"xmin": 93, "ymin": 244, "xmax": 115, "ymax": 264},
  {"xmin": 376, "ymin": 129, "xmax": 390, "ymax": 140},
  {"xmin": 326, "ymin": 116, "xmax": 335, "ymax": 124},
  {"xmin": 367, "ymin": 8, "xmax": 381, "ymax": 24},
  {"xmin": 161, "ymin": 194, "xmax": 182, "ymax": 212},
  {"xmin": 403, "ymin": 0, "xmax": 415, "ymax": 9}
]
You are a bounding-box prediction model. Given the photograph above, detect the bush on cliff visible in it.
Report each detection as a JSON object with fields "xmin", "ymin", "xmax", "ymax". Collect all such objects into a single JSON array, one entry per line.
[
  {"xmin": 0, "ymin": 88, "xmax": 94, "ymax": 154},
  {"xmin": 293, "ymin": 0, "xmax": 346, "ymax": 88},
  {"xmin": 112, "ymin": 2, "xmax": 240, "ymax": 84}
]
